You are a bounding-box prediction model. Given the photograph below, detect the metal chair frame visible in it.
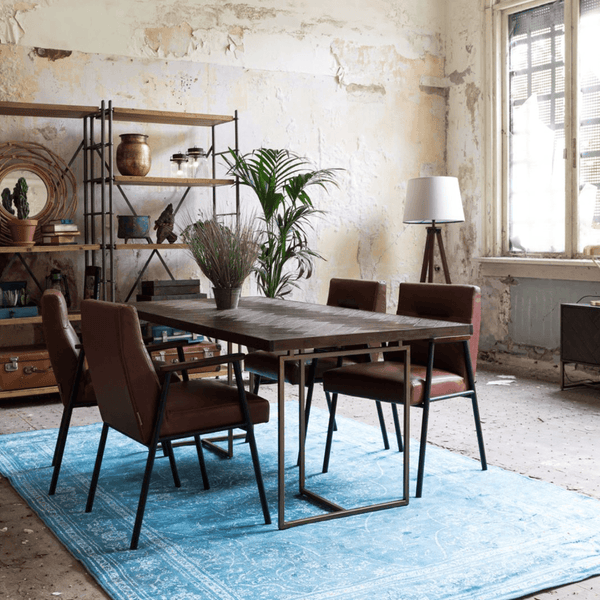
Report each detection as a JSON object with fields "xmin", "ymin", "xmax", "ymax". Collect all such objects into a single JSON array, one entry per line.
[
  {"xmin": 85, "ymin": 354, "xmax": 271, "ymax": 550},
  {"xmin": 323, "ymin": 337, "xmax": 487, "ymax": 498}
]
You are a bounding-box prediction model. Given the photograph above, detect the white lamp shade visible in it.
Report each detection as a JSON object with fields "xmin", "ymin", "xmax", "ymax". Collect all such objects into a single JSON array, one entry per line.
[{"xmin": 403, "ymin": 176, "xmax": 465, "ymax": 224}]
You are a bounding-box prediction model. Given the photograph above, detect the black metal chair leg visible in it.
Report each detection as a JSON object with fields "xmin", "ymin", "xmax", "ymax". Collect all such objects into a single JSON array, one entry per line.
[
  {"xmin": 471, "ymin": 392, "xmax": 487, "ymax": 470},
  {"xmin": 416, "ymin": 340, "xmax": 435, "ymax": 499},
  {"xmin": 416, "ymin": 400, "xmax": 430, "ymax": 499},
  {"xmin": 163, "ymin": 441, "xmax": 181, "ymax": 488},
  {"xmin": 48, "ymin": 404, "xmax": 75, "ymax": 495},
  {"xmin": 375, "ymin": 400, "xmax": 390, "ymax": 450},
  {"xmin": 130, "ymin": 443, "xmax": 159, "ymax": 550},
  {"xmin": 391, "ymin": 403, "xmax": 403, "ymax": 452},
  {"xmin": 304, "ymin": 358, "xmax": 318, "ymax": 439},
  {"xmin": 85, "ymin": 422, "xmax": 109, "ymax": 513},
  {"xmin": 252, "ymin": 374, "xmax": 261, "ymax": 395},
  {"xmin": 324, "ymin": 391, "xmax": 338, "ymax": 431},
  {"xmin": 233, "ymin": 361, "xmax": 271, "ymax": 525},
  {"xmin": 322, "ymin": 392, "xmax": 339, "ymax": 473},
  {"xmin": 462, "ymin": 340, "xmax": 487, "ymax": 470},
  {"xmin": 194, "ymin": 435, "xmax": 210, "ymax": 490},
  {"xmin": 50, "ymin": 349, "xmax": 86, "ymax": 495},
  {"xmin": 52, "ymin": 405, "xmax": 73, "ymax": 466}
]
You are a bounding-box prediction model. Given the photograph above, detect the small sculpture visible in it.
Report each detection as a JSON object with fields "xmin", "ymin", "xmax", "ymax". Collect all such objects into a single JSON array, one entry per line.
[{"xmin": 154, "ymin": 203, "xmax": 178, "ymax": 244}]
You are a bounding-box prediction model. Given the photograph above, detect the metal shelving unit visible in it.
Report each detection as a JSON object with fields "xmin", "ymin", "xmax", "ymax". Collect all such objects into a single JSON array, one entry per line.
[{"xmin": 83, "ymin": 101, "xmax": 240, "ymax": 302}]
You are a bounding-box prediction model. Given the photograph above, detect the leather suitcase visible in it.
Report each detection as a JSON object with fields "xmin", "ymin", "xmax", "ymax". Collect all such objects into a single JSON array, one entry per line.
[
  {"xmin": 0, "ymin": 345, "xmax": 57, "ymax": 391},
  {"xmin": 150, "ymin": 342, "xmax": 222, "ymax": 376}
]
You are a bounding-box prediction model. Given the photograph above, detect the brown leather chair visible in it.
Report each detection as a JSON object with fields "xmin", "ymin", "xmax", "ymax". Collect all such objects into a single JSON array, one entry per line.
[
  {"xmin": 41, "ymin": 289, "xmax": 184, "ymax": 495},
  {"xmin": 322, "ymin": 283, "xmax": 487, "ymax": 497},
  {"xmin": 80, "ymin": 299, "xmax": 271, "ymax": 550},
  {"xmin": 244, "ymin": 278, "xmax": 397, "ymax": 449},
  {"xmin": 41, "ymin": 289, "xmax": 97, "ymax": 495}
]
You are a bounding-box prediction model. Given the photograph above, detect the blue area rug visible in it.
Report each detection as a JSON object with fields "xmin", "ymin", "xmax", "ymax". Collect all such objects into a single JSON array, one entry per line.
[{"xmin": 1, "ymin": 406, "xmax": 600, "ymax": 600}]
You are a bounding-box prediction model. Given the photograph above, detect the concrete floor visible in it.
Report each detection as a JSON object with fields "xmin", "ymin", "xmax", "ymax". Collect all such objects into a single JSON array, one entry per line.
[{"xmin": 1, "ymin": 361, "xmax": 599, "ymax": 600}]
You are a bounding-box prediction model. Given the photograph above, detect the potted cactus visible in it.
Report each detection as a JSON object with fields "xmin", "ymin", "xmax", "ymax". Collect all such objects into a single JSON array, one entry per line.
[{"xmin": 2, "ymin": 177, "xmax": 38, "ymax": 246}]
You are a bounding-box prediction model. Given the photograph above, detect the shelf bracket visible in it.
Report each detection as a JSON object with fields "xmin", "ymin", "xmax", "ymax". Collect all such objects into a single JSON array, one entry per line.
[
  {"xmin": 123, "ymin": 248, "xmax": 176, "ymax": 302},
  {"xmin": 1, "ymin": 252, "xmax": 45, "ymax": 294}
]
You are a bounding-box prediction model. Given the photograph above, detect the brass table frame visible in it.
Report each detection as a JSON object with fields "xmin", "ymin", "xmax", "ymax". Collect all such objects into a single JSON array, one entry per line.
[
  {"xmin": 131, "ymin": 296, "xmax": 471, "ymax": 529},
  {"xmin": 276, "ymin": 344, "xmax": 411, "ymax": 529}
]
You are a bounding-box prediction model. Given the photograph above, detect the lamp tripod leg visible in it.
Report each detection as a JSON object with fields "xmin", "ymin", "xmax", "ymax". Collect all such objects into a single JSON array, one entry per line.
[{"xmin": 435, "ymin": 229, "xmax": 452, "ymax": 283}]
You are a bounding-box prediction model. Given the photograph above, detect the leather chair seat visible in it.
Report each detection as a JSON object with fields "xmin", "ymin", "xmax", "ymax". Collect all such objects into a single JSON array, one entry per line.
[
  {"xmin": 160, "ymin": 379, "xmax": 269, "ymax": 437},
  {"xmin": 323, "ymin": 361, "xmax": 467, "ymax": 406}
]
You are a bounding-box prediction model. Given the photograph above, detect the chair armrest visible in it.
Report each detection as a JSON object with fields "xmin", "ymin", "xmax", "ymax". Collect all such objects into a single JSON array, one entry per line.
[{"xmin": 158, "ymin": 352, "xmax": 246, "ymax": 373}]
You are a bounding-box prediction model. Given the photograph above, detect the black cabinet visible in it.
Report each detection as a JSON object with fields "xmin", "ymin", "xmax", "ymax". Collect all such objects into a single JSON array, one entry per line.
[{"xmin": 560, "ymin": 303, "xmax": 600, "ymax": 389}]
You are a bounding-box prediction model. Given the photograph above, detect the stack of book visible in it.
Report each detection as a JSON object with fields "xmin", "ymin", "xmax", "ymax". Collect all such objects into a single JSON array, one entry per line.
[{"xmin": 40, "ymin": 220, "xmax": 81, "ymax": 245}]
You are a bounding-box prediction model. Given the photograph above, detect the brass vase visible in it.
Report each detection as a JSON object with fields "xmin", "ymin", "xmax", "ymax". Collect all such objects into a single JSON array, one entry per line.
[{"xmin": 116, "ymin": 134, "xmax": 151, "ymax": 176}]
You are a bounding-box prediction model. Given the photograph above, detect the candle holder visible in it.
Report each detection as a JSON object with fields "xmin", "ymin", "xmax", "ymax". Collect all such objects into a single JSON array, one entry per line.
[{"xmin": 170, "ymin": 152, "xmax": 189, "ymax": 177}]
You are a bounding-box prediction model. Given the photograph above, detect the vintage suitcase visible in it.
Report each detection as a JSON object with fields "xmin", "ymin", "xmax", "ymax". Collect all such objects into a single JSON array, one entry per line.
[
  {"xmin": 142, "ymin": 324, "xmax": 205, "ymax": 344},
  {"xmin": 150, "ymin": 342, "xmax": 222, "ymax": 376},
  {"xmin": 0, "ymin": 345, "xmax": 57, "ymax": 391}
]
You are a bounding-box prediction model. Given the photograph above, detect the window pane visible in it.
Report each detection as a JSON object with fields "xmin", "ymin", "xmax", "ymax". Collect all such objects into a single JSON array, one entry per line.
[
  {"xmin": 508, "ymin": 1, "xmax": 566, "ymax": 253},
  {"xmin": 578, "ymin": 0, "xmax": 600, "ymax": 253}
]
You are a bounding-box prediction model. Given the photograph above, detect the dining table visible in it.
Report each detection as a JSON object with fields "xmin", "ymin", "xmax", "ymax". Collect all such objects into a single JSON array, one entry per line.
[{"xmin": 131, "ymin": 295, "xmax": 473, "ymax": 529}]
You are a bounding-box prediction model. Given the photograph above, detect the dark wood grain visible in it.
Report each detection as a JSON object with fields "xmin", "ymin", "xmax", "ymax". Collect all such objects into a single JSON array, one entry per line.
[{"xmin": 131, "ymin": 296, "xmax": 472, "ymax": 352}]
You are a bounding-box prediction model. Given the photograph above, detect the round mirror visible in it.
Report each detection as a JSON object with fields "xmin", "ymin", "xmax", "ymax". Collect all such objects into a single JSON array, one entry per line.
[
  {"xmin": 0, "ymin": 170, "xmax": 48, "ymax": 218},
  {"xmin": 0, "ymin": 141, "xmax": 77, "ymax": 245}
]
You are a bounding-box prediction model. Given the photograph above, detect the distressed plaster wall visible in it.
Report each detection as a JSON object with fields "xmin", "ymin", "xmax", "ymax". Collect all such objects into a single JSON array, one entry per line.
[{"xmin": 0, "ymin": 0, "xmax": 459, "ymax": 348}]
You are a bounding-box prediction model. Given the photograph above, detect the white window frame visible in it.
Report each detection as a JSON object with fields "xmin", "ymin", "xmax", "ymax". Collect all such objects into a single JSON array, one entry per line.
[{"xmin": 480, "ymin": 0, "xmax": 600, "ymax": 280}]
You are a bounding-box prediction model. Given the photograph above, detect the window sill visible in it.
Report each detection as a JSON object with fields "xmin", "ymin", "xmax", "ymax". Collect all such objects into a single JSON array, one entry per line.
[{"xmin": 477, "ymin": 257, "xmax": 600, "ymax": 281}]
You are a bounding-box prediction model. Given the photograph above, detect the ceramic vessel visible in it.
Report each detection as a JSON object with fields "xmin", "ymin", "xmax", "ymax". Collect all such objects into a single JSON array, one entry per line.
[
  {"xmin": 116, "ymin": 134, "xmax": 151, "ymax": 177},
  {"xmin": 117, "ymin": 215, "xmax": 150, "ymax": 242},
  {"xmin": 9, "ymin": 218, "xmax": 38, "ymax": 246},
  {"xmin": 213, "ymin": 287, "xmax": 241, "ymax": 310}
]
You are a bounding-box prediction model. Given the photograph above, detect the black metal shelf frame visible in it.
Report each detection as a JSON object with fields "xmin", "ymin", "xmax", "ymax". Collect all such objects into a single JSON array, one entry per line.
[{"xmin": 83, "ymin": 101, "xmax": 240, "ymax": 302}]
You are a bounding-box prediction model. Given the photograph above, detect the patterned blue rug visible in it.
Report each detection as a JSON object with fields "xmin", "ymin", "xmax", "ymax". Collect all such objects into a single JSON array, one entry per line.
[{"xmin": 1, "ymin": 406, "xmax": 600, "ymax": 600}]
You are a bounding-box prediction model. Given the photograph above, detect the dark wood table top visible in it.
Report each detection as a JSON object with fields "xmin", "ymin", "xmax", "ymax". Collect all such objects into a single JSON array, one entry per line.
[{"xmin": 131, "ymin": 296, "xmax": 472, "ymax": 353}]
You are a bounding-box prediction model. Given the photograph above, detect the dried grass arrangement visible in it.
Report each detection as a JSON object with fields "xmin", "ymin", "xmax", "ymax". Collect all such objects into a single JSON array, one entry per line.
[{"xmin": 181, "ymin": 212, "xmax": 261, "ymax": 292}]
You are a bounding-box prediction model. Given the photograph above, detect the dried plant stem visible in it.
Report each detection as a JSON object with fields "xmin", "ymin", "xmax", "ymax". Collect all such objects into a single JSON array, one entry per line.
[{"xmin": 182, "ymin": 214, "xmax": 260, "ymax": 289}]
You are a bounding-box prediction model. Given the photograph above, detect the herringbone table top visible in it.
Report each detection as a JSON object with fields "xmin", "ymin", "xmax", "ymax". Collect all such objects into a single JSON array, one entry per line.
[{"xmin": 132, "ymin": 296, "xmax": 472, "ymax": 352}]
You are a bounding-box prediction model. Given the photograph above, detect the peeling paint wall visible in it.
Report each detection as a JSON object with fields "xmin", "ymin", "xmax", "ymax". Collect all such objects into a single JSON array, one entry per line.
[{"xmin": 0, "ymin": 0, "xmax": 455, "ymax": 348}]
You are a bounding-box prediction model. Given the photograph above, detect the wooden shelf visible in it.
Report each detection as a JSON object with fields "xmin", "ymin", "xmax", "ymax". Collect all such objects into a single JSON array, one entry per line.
[
  {"xmin": 114, "ymin": 176, "xmax": 234, "ymax": 187},
  {"xmin": 0, "ymin": 385, "xmax": 59, "ymax": 399},
  {"xmin": 0, "ymin": 101, "xmax": 97, "ymax": 119},
  {"xmin": 0, "ymin": 313, "xmax": 81, "ymax": 326},
  {"xmin": 0, "ymin": 244, "xmax": 100, "ymax": 253},
  {"xmin": 112, "ymin": 107, "xmax": 234, "ymax": 127},
  {"xmin": 114, "ymin": 243, "xmax": 188, "ymax": 250}
]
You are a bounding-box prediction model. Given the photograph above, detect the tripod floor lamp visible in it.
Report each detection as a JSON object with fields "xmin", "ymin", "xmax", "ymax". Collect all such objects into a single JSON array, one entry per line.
[{"xmin": 403, "ymin": 176, "xmax": 465, "ymax": 283}]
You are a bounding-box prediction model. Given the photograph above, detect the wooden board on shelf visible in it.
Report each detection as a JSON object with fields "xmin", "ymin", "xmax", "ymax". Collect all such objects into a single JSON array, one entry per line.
[
  {"xmin": 112, "ymin": 107, "xmax": 233, "ymax": 127},
  {"xmin": 114, "ymin": 176, "xmax": 234, "ymax": 187},
  {"xmin": 0, "ymin": 385, "xmax": 59, "ymax": 399},
  {"xmin": 0, "ymin": 244, "xmax": 100, "ymax": 253},
  {"xmin": 0, "ymin": 101, "xmax": 97, "ymax": 119},
  {"xmin": 115, "ymin": 243, "xmax": 188, "ymax": 250},
  {"xmin": 0, "ymin": 313, "xmax": 81, "ymax": 326}
]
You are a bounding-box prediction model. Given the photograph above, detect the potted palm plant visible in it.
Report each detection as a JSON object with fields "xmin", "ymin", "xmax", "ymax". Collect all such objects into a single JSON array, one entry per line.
[
  {"xmin": 181, "ymin": 212, "xmax": 261, "ymax": 309},
  {"xmin": 223, "ymin": 148, "xmax": 341, "ymax": 299},
  {"xmin": 2, "ymin": 177, "xmax": 38, "ymax": 246}
]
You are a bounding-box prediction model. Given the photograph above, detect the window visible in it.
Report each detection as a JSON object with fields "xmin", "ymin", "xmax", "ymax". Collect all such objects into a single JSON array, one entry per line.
[{"xmin": 495, "ymin": 0, "xmax": 600, "ymax": 257}]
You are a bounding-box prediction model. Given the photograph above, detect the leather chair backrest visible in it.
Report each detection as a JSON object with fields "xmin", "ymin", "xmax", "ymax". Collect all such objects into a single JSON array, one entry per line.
[
  {"xmin": 41, "ymin": 289, "xmax": 86, "ymax": 407},
  {"xmin": 396, "ymin": 283, "xmax": 481, "ymax": 378},
  {"xmin": 327, "ymin": 278, "xmax": 386, "ymax": 312},
  {"xmin": 326, "ymin": 278, "xmax": 387, "ymax": 361},
  {"xmin": 81, "ymin": 300, "xmax": 161, "ymax": 445}
]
